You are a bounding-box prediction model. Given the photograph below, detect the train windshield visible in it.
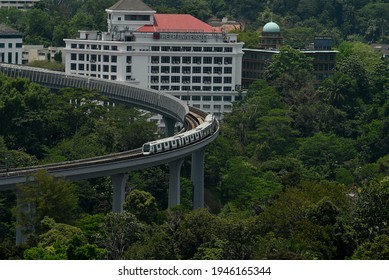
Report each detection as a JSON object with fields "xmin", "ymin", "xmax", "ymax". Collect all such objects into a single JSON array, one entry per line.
[{"xmin": 143, "ymin": 144, "xmax": 151, "ymax": 152}]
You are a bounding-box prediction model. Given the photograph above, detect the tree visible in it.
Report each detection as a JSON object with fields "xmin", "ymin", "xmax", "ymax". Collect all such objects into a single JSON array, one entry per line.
[
  {"xmin": 353, "ymin": 178, "xmax": 389, "ymax": 242},
  {"xmin": 264, "ymin": 45, "xmax": 314, "ymax": 83},
  {"xmin": 17, "ymin": 171, "xmax": 78, "ymax": 237},
  {"xmin": 124, "ymin": 190, "xmax": 158, "ymax": 223},
  {"xmin": 96, "ymin": 212, "xmax": 144, "ymax": 260}
]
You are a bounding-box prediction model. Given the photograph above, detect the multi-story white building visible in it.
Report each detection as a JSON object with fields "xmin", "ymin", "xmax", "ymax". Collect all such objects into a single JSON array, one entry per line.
[
  {"xmin": 63, "ymin": 0, "xmax": 244, "ymax": 120},
  {"xmin": 0, "ymin": 0, "xmax": 39, "ymax": 9},
  {"xmin": 0, "ymin": 24, "xmax": 23, "ymax": 64}
]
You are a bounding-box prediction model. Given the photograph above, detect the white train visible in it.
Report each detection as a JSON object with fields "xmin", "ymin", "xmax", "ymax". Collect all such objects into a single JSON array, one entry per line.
[{"xmin": 142, "ymin": 114, "xmax": 217, "ymax": 155}]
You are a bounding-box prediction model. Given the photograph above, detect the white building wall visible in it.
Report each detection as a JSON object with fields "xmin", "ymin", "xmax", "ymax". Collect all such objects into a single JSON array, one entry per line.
[{"xmin": 0, "ymin": 37, "xmax": 23, "ymax": 64}]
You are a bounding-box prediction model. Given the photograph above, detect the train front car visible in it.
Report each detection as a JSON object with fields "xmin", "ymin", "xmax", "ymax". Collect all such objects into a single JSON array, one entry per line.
[{"xmin": 142, "ymin": 142, "xmax": 153, "ymax": 155}]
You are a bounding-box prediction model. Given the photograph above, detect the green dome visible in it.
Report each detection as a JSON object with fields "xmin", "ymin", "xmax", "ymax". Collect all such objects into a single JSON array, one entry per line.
[{"xmin": 263, "ymin": 22, "xmax": 280, "ymax": 33}]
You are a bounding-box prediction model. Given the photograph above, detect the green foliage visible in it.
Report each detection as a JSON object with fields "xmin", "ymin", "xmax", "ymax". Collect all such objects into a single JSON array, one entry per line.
[
  {"xmin": 354, "ymin": 178, "xmax": 389, "ymax": 241},
  {"xmin": 352, "ymin": 234, "xmax": 389, "ymax": 259},
  {"xmin": 96, "ymin": 212, "xmax": 144, "ymax": 260},
  {"xmin": 17, "ymin": 171, "xmax": 78, "ymax": 237},
  {"xmin": 124, "ymin": 190, "xmax": 158, "ymax": 223}
]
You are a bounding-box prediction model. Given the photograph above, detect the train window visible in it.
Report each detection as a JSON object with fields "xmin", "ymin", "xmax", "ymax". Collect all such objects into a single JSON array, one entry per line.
[{"xmin": 163, "ymin": 142, "xmax": 170, "ymax": 150}]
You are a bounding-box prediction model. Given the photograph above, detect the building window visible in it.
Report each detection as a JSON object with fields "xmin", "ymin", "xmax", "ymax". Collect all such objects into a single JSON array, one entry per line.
[
  {"xmin": 103, "ymin": 55, "xmax": 109, "ymax": 62},
  {"xmin": 214, "ymin": 67, "xmax": 222, "ymax": 74},
  {"xmin": 151, "ymin": 76, "xmax": 159, "ymax": 83},
  {"xmin": 78, "ymin": 64, "xmax": 85, "ymax": 70},
  {"xmin": 192, "ymin": 96, "xmax": 201, "ymax": 101},
  {"xmin": 182, "ymin": 86, "xmax": 190, "ymax": 91},
  {"xmin": 16, "ymin": 43, "xmax": 22, "ymax": 48},
  {"xmin": 151, "ymin": 46, "xmax": 160, "ymax": 51},
  {"xmin": 71, "ymin": 63, "xmax": 76, "ymax": 70},
  {"xmin": 111, "ymin": 65, "xmax": 117, "ymax": 72},
  {"xmin": 182, "ymin": 66, "xmax": 190, "ymax": 74},
  {"xmin": 171, "ymin": 86, "xmax": 180, "ymax": 90},
  {"xmin": 161, "ymin": 66, "xmax": 170, "ymax": 73},
  {"xmin": 213, "ymin": 86, "xmax": 222, "ymax": 91},
  {"xmin": 182, "ymin": 76, "xmax": 190, "ymax": 84},
  {"xmin": 71, "ymin": 43, "xmax": 77, "ymax": 49},
  {"xmin": 203, "ymin": 77, "xmax": 211, "ymax": 84},
  {"xmin": 214, "ymin": 47, "xmax": 223, "ymax": 52},
  {"xmin": 172, "ymin": 46, "xmax": 181, "ymax": 52},
  {"xmin": 214, "ymin": 57, "xmax": 223, "ymax": 64},
  {"xmin": 192, "ymin": 67, "xmax": 201, "ymax": 73},
  {"xmin": 151, "ymin": 56, "xmax": 159, "ymax": 63},
  {"xmin": 203, "ymin": 57, "xmax": 212, "ymax": 64},
  {"xmin": 112, "ymin": 45, "xmax": 118, "ymax": 51},
  {"xmin": 172, "ymin": 56, "xmax": 180, "ymax": 64},
  {"xmin": 127, "ymin": 46, "xmax": 133, "ymax": 51},
  {"xmin": 203, "ymin": 96, "xmax": 211, "ymax": 101},
  {"xmin": 224, "ymin": 57, "xmax": 232, "ymax": 64},
  {"xmin": 171, "ymin": 76, "xmax": 180, "ymax": 83},
  {"xmin": 223, "ymin": 87, "xmax": 232, "ymax": 92},
  {"xmin": 103, "ymin": 65, "xmax": 109, "ymax": 72},
  {"xmin": 213, "ymin": 96, "xmax": 222, "ymax": 101},
  {"xmin": 78, "ymin": 54, "xmax": 85, "ymax": 61},
  {"xmin": 91, "ymin": 64, "xmax": 97, "ymax": 71},
  {"xmin": 213, "ymin": 77, "xmax": 222, "ymax": 83},
  {"xmin": 203, "ymin": 67, "xmax": 212, "ymax": 74},
  {"xmin": 204, "ymin": 47, "xmax": 212, "ymax": 52},
  {"xmin": 224, "ymin": 47, "xmax": 233, "ymax": 52},
  {"xmin": 161, "ymin": 56, "xmax": 170, "ymax": 63},
  {"xmin": 183, "ymin": 46, "xmax": 191, "ymax": 52},
  {"xmin": 151, "ymin": 85, "xmax": 159, "ymax": 90},
  {"xmin": 111, "ymin": 56, "xmax": 117, "ymax": 63},
  {"xmin": 126, "ymin": 66, "xmax": 132, "ymax": 72},
  {"xmin": 193, "ymin": 57, "xmax": 201, "ymax": 64},
  {"xmin": 125, "ymin": 15, "xmax": 150, "ymax": 21},
  {"xmin": 182, "ymin": 57, "xmax": 191, "ymax": 64},
  {"xmin": 71, "ymin": 53, "xmax": 77, "ymax": 60},
  {"xmin": 224, "ymin": 77, "xmax": 232, "ymax": 83},
  {"xmin": 193, "ymin": 47, "xmax": 202, "ymax": 52},
  {"xmin": 224, "ymin": 67, "xmax": 232, "ymax": 74},
  {"xmin": 161, "ymin": 76, "xmax": 170, "ymax": 83},
  {"xmin": 203, "ymin": 86, "xmax": 211, "ymax": 91},
  {"xmin": 171, "ymin": 66, "xmax": 180, "ymax": 73},
  {"xmin": 192, "ymin": 76, "xmax": 201, "ymax": 83},
  {"xmin": 151, "ymin": 66, "xmax": 159, "ymax": 73},
  {"xmin": 162, "ymin": 46, "xmax": 170, "ymax": 51}
]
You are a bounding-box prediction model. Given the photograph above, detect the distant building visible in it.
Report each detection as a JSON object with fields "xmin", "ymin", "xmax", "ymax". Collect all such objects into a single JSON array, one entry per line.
[
  {"xmin": 242, "ymin": 22, "xmax": 337, "ymax": 89},
  {"xmin": 0, "ymin": 0, "xmax": 39, "ymax": 9},
  {"xmin": 63, "ymin": 0, "xmax": 244, "ymax": 120},
  {"xmin": 0, "ymin": 24, "xmax": 23, "ymax": 64},
  {"xmin": 371, "ymin": 44, "xmax": 389, "ymax": 59},
  {"xmin": 22, "ymin": 45, "xmax": 63, "ymax": 64}
]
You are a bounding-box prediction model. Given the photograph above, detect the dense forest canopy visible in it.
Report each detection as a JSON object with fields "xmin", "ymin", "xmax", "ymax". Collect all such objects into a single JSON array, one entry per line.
[
  {"xmin": 0, "ymin": 0, "xmax": 389, "ymax": 260},
  {"xmin": 1, "ymin": 38, "xmax": 388, "ymax": 259},
  {"xmin": 0, "ymin": 0, "xmax": 387, "ymax": 47}
]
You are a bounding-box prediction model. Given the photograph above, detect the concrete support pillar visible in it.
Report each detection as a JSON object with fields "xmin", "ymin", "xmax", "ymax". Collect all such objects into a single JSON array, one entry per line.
[
  {"xmin": 163, "ymin": 116, "xmax": 176, "ymax": 137},
  {"xmin": 111, "ymin": 173, "xmax": 129, "ymax": 213},
  {"xmin": 168, "ymin": 159, "xmax": 184, "ymax": 208},
  {"xmin": 16, "ymin": 190, "xmax": 33, "ymax": 245},
  {"xmin": 191, "ymin": 147, "xmax": 206, "ymax": 209}
]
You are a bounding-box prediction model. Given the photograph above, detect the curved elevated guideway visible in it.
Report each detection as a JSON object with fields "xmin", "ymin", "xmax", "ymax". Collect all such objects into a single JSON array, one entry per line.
[{"xmin": 0, "ymin": 63, "xmax": 219, "ymax": 243}]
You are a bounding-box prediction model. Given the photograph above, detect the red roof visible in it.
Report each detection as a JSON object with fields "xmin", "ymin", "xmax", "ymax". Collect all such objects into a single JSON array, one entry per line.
[{"xmin": 137, "ymin": 14, "xmax": 217, "ymax": 33}]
